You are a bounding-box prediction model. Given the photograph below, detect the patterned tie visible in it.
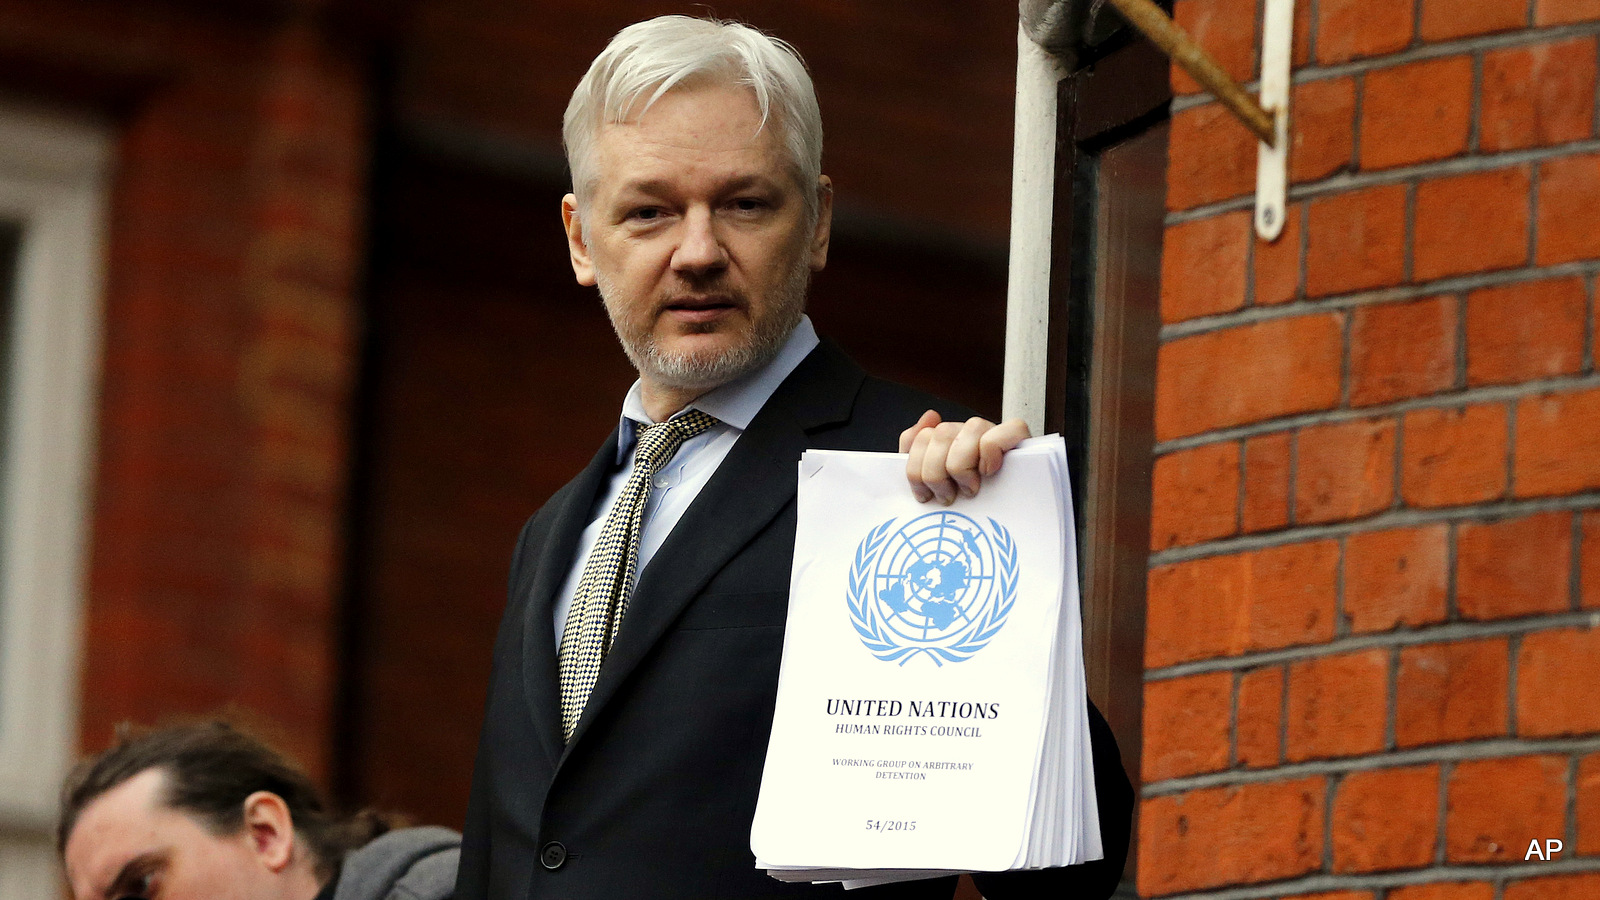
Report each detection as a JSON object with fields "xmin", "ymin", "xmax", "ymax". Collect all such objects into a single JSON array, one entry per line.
[{"xmin": 557, "ymin": 409, "xmax": 720, "ymax": 742}]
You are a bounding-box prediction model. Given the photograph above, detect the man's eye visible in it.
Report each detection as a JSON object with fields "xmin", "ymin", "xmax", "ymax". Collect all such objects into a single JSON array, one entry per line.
[
  {"xmin": 628, "ymin": 207, "xmax": 662, "ymax": 222},
  {"xmin": 730, "ymin": 198, "xmax": 766, "ymax": 212},
  {"xmin": 117, "ymin": 871, "xmax": 156, "ymax": 899}
]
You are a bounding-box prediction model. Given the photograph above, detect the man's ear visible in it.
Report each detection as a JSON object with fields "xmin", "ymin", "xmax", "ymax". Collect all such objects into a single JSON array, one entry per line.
[
  {"xmin": 241, "ymin": 791, "xmax": 297, "ymax": 873},
  {"xmin": 808, "ymin": 175, "xmax": 833, "ymax": 272},
  {"xmin": 562, "ymin": 193, "xmax": 597, "ymax": 287}
]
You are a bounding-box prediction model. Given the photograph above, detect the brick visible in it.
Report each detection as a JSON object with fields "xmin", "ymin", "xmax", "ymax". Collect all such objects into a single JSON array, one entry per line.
[
  {"xmin": 1389, "ymin": 884, "xmax": 1495, "ymax": 900},
  {"xmin": 1457, "ymin": 512, "xmax": 1573, "ymax": 620},
  {"xmin": 1317, "ymin": 0, "xmax": 1415, "ymax": 64},
  {"xmin": 1293, "ymin": 0, "xmax": 1313, "ymax": 66},
  {"xmin": 1581, "ymin": 753, "xmax": 1600, "ymax": 855},
  {"xmin": 1344, "ymin": 525, "xmax": 1449, "ymax": 633},
  {"xmin": 1360, "ymin": 56, "xmax": 1473, "ymax": 169},
  {"xmin": 1508, "ymin": 874, "xmax": 1600, "ymax": 900},
  {"xmin": 1138, "ymin": 778, "xmax": 1325, "ymax": 895},
  {"xmin": 1168, "ymin": 102, "xmax": 1258, "ymax": 211},
  {"xmin": 1285, "ymin": 893, "xmax": 1372, "ymax": 900},
  {"xmin": 1481, "ymin": 39, "xmax": 1597, "ymax": 153},
  {"xmin": 1146, "ymin": 540, "xmax": 1340, "ymax": 667},
  {"xmin": 1254, "ymin": 202, "xmax": 1303, "ymax": 306},
  {"xmin": 1466, "ymin": 277, "xmax": 1586, "ymax": 386},
  {"xmin": 1235, "ymin": 665, "xmax": 1283, "ymax": 768},
  {"xmin": 1401, "ymin": 404, "xmax": 1510, "ymax": 507},
  {"xmin": 1515, "ymin": 386, "xmax": 1600, "ymax": 496},
  {"xmin": 1414, "ymin": 167, "xmax": 1532, "ymax": 282},
  {"xmin": 1305, "ymin": 184, "xmax": 1407, "ymax": 297},
  {"xmin": 1537, "ymin": 154, "xmax": 1600, "ymax": 265},
  {"xmin": 1171, "ymin": 0, "xmax": 1258, "ymax": 95},
  {"xmin": 1396, "ymin": 638, "xmax": 1510, "ymax": 746},
  {"xmin": 1448, "ymin": 755, "xmax": 1567, "ymax": 863},
  {"xmin": 1294, "ymin": 418, "xmax": 1396, "ymax": 525},
  {"xmin": 1142, "ymin": 672, "xmax": 1232, "ymax": 781},
  {"xmin": 1285, "ymin": 649, "xmax": 1389, "ymax": 761},
  {"xmin": 1420, "ymin": 0, "xmax": 1529, "ymax": 40},
  {"xmin": 1162, "ymin": 212, "xmax": 1249, "ymax": 323},
  {"xmin": 1535, "ymin": 0, "xmax": 1600, "ymax": 26},
  {"xmin": 1148, "ymin": 555, "xmax": 1243, "ymax": 667},
  {"xmin": 1349, "ymin": 295, "xmax": 1457, "ymax": 407},
  {"xmin": 1518, "ymin": 627, "xmax": 1600, "ymax": 736},
  {"xmin": 1150, "ymin": 442, "xmax": 1240, "ymax": 551},
  {"xmin": 1332, "ymin": 765, "xmax": 1440, "ymax": 872},
  {"xmin": 1242, "ymin": 431, "xmax": 1292, "ymax": 532},
  {"xmin": 1156, "ymin": 314, "xmax": 1344, "ymax": 440},
  {"xmin": 1583, "ymin": 511, "xmax": 1600, "ymax": 609},
  {"xmin": 1291, "ymin": 78, "xmax": 1356, "ymax": 184}
]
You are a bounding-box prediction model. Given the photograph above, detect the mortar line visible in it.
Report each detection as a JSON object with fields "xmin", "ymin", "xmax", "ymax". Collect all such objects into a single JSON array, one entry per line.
[
  {"xmin": 1166, "ymin": 139, "xmax": 1600, "ymax": 225},
  {"xmin": 1528, "ymin": 156, "xmax": 1542, "ymax": 267},
  {"xmin": 1322, "ymin": 770, "xmax": 1341, "ymax": 871},
  {"xmin": 1158, "ymin": 260, "xmax": 1600, "ymax": 341},
  {"xmin": 1569, "ymin": 755, "xmax": 1581, "ymax": 862},
  {"xmin": 1164, "ymin": 20, "xmax": 1600, "ymax": 116},
  {"xmin": 1146, "ymin": 493, "xmax": 1600, "ymax": 570},
  {"xmin": 1435, "ymin": 759, "xmax": 1451, "ymax": 866},
  {"xmin": 1336, "ymin": 535, "xmax": 1350, "ymax": 637},
  {"xmin": 1152, "ymin": 368, "xmax": 1600, "ymax": 455},
  {"xmin": 1506, "ymin": 397, "xmax": 1519, "ymax": 498},
  {"xmin": 1351, "ymin": 70, "xmax": 1366, "ymax": 174},
  {"xmin": 1286, "ymin": 429, "xmax": 1300, "ymax": 528},
  {"xmin": 1142, "ymin": 848, "xmax": 1600, "ymax": 900},
  {"xmin": 1236, "ymin": 436, "xmax": 1249, "ymax": 536},
  {"xmin": 1469, "ymin": 50, "xmax": 1485, "ymax": 155},
  {"xmin": 1456, "ymin": 291, "xmax": 1470, "ymax": 389},
  {"xmin": 1229, "ymin": 668, "xmax": 1243, "ymax": 768},
  {"xmin": 1585, "ymin": 273, "xmax": 1596, "ymax": 374},
  {"xmin": 1146, "ymin": 609, "xmax": 1600, "ymax": 681},
  {"xmin": 1573, "ymin": 513, "xmax": 1586, "ymax": 613},
  {"xmin": 1383, "ymin": 644, "xmax": 1398, "ymax": 751},
  {"xmin": 1276, "ymin": 662, "xmax": 1289, "ymax": 767},
  {"xmin": 1340, "ymin": 306, "xmax": 1354, "ymax": 408},
  {"xmin": 1141, "ymin": 733, "xmax": 1600, "ymax": 796}
]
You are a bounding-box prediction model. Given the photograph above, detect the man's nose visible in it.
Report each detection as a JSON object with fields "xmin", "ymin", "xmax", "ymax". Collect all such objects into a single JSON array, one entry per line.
[{"xmin": 671, "ymin": 207, "xmax": 729, "ymax": 274}]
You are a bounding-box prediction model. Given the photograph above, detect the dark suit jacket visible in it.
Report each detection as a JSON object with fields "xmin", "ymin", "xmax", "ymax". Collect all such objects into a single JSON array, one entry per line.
[{"xmin": 456, "ymin": 341, "xmax": 1133, "ymax": 900}]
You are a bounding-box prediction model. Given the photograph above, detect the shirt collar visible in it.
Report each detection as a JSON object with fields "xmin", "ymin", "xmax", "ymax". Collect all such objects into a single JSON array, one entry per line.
[{"xmin": 614, "ymin": 315, "xmax": 821, "ymax": 463}]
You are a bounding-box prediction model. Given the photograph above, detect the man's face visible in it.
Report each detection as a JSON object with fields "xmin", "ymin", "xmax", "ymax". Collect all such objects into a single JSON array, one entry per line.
[
  {"xmin": 63, "ymin": 769, "xmax": 297, "ymax": 900},
  {"xmin": 563, "ymin": 81, "xmax": 832, "ymax": 395}
]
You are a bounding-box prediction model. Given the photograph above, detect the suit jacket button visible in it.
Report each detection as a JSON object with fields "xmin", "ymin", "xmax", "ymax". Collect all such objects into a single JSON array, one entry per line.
[{"xmin": 540, "ymin": 841, "xmax": 568, "ymax": 870}]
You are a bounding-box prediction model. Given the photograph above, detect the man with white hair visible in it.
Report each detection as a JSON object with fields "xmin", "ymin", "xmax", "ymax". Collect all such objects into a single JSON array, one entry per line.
[{"xmin": 456, "ymin": 16, "xmax": 1132, "ymax": 899}]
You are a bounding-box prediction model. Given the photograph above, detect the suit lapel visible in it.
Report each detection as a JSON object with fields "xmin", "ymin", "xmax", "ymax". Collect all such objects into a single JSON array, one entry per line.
[
  {"xmin": 518, "ymin": 427, "xmax": 619, "ymax": 767},
  {"xmin": 563, "ymin": 342, "xmax": 865, "ymax": 752}
]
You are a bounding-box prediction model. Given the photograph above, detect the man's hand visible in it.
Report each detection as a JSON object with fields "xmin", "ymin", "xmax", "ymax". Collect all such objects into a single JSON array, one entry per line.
[{"xmin": 898, "ymin": 410, "xmax": 1032, "ymax": 504}]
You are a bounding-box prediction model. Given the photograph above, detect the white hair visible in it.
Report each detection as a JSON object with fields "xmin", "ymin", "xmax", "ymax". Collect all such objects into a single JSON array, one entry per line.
[{"xmin": 562, "ymin": 16, "xmax": 824, "ymax": 213}]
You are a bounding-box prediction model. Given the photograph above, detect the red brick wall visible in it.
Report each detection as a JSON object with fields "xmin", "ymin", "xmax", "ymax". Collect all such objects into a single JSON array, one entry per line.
[
  {"xmin": 0, "ymin": 0, "xmax": 372, "ymax": 780},
  {"xmin": 1144, "ymin": 1, "xmax": 1600, "ymax": 897}
]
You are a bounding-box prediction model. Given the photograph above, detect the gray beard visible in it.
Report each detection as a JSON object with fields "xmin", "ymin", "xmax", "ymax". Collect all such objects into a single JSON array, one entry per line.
[{"xmin": 599, "ymin": 261, "xmax": 810, "ymax": 393}]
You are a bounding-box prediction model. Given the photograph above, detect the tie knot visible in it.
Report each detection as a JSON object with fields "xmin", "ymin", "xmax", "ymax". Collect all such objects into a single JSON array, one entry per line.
[{"xmin": 633, "ymin": 409, "xmax": 719, "ymax": 472}]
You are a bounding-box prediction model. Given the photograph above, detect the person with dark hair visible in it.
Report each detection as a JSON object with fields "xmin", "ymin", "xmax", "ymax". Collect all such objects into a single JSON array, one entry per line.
[{"xmin": 58, "ymin": 721, "xmax": 459, "ymax": 900}]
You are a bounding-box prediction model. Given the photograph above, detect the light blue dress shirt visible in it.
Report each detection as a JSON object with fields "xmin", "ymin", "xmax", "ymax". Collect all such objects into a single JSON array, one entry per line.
[{"xmin": 551, "ymin": 316, "xmax": 822, "ymax": 646}]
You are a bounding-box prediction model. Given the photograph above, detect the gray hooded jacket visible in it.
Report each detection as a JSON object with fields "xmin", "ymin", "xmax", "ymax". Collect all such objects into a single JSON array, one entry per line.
[{"xmin": 331, "ymin": 826, "xmax": 460, "ymax": 900}]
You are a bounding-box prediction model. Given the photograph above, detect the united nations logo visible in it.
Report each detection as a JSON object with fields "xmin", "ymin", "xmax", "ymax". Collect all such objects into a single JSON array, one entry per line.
[{"xmin": 846, "ymin": 511, "xmax": 1019, "ymax": 666}]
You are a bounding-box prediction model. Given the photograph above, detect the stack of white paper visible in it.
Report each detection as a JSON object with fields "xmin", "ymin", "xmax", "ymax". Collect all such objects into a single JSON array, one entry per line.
[{"xmin": 751, "ymin": 435, "xmax": 1101, "ymax": 888}]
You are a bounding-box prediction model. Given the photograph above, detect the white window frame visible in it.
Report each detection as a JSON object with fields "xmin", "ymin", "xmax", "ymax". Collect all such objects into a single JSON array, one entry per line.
[{"xmin": 0, "ymin": 103, "xmax": 111, "ymax": 898}]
